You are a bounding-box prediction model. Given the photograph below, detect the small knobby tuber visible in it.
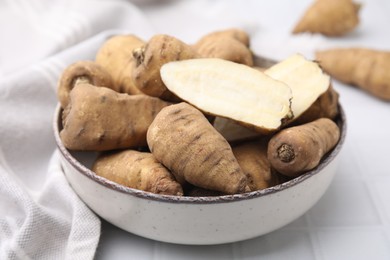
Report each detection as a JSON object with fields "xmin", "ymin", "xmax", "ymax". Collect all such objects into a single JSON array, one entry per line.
[
  {"xmin": 233, "ymin": 140, "xmax": 283, "ymax": 191},
  {"xmin": 57, "ymin": 60, "xmax": 114, "ymax": 108},
  {"xmin": 60, "ymin": 83, "xmax": 171, "ymax": 151},
  {"xmin": 193, "ymin": 28, "xmax": 253, "ymax": 66},
  {"xmin": 132, "ymin": 34, "xmax": 199, "ymax": 101},
  {"xmin": 267, "ymin": 118, "xmax": 340, "ymax": 177},
  {"xmin": 93, "ymin": 150, "xmax": 183, "ymax": 196},
  {"xmin": 293, "ymin": 0, "xmax": 361, "ymax": 37},
  {"xmin": 95, "ymin": 34, "xmax": 145, "ymax": 95},
  {"xmin": 147, "ymin": 102, "xmax": 249, "ymax": 195},
  {"xmin": 160, "ymin": 58, "xmax": 293, "ymax": 134},
  {"xmin": 316, "ymin": 48, "xmax": 390, "ymax": 101}
]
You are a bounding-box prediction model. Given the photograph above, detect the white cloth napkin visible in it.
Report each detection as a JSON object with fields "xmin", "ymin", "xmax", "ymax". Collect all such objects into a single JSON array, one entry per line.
[{"xmin": 0, "ymin": 0, "xmax": 154, "ymax": 259}]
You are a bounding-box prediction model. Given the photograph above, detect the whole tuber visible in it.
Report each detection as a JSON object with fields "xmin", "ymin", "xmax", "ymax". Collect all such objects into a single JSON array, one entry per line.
[
  {"xmin": 147, "ymin": 102, "xmax": 249, "ymax": 194},
  {"xmin": 60, "ymin": 84, "xmax": 171, "ymax": 151}
]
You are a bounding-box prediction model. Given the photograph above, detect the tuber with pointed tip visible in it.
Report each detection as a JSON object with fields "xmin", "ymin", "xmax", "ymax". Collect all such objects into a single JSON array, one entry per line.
[
  {"xmin": 147, "ymin": 102, "xmax": 249, "ymax": 194},
  {"xmin": 57, "ymin": 60, "xmax": 114, "ymax": 108},
  {"xmin": 316, "ymin": 48, "xmax": 390, "ymax": 101},
  {"xmin": 267, "ymin": 118, "xmax": 340, "ymax": 177},
  {"xmin": 92, "ymin": 150, "xmax": 183, "ymax": 196},
  {"xmin": 293, "ymin": 0, "xmax": 361, "ymax": 37},
  {"xmin": 60, "ymin": 84, "xmax": 171, "ymax": 151},
  {"xmin": 95, "ymin": 34, "xmax": 145, "ymax": 95}
]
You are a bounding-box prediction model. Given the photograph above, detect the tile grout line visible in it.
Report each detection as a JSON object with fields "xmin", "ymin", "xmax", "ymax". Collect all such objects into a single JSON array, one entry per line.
[
  {"xmin": 304, "ymin": 213, "xmax": 324, "ymax": 260},
  {"xmin": 363, "ymin": 179, "xmax": 389, "ymax": 227},
  {"xmin": 231, "ymin": 241, "xmax": 242, "ymax": 260}
]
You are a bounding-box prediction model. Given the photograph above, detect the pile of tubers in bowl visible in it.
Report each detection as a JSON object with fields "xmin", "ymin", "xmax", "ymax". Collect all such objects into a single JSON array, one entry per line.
[{"xmin": 57, "ymin": 29, "xmax": 341, "ymax": 197}]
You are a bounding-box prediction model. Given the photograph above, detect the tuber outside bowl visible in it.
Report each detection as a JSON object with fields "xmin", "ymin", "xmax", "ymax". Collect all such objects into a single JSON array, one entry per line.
[{"xmin": 53, "ymin": 104, "xmax": 346, "ymax": 245}]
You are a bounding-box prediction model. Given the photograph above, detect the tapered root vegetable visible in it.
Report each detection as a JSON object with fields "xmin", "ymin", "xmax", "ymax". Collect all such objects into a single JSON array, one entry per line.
[
  {"xmin": 233, "ymin": 140, "xmax": 282, "ymax": 191},
  {"xmin": 95, "ymin": 34, "xmax": 145, "ymax": 95},
  {"xmin": 160, "ymin": 58, "xmax": 293, "ymax": 134},
  {"xmin": 265, "ymin": 54, "xmax": 330, "ymax": 122},
  {"xmin": 132, "ymin": 34, "xmax": 199, "ymax": 101},
  {"xmin": 57, "ymin": 61, "xmax": 114, "ymax": 108},
  {"xmin": 267, "ymin": 118, "xmax": 340, "ymax": 177},
  {"xmin": 93, "ymin": 150, "xmax": 183, "ymax": 196},
  {"xmin": 316, "ymin": 48, "xmax": 390, "ymax": 101},
  {"xmin": 147, "ymin": 102, "xmax": 249, "ymax": 194},
  {"xmin": 194, "ymin": 28, "xmax": 253, "ymax": 66},
  {"xmin": 293, "ymin": 0, "xmax": 361, "ymax": 37},
  {"xmin": 60, "ymin": 84, "xmax": 171, "ymax": 151}
]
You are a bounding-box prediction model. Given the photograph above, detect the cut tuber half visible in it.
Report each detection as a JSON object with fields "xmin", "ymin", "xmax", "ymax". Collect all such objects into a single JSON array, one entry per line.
[
  {"xmin": 265, "ymin": 54, "xmax": 330, "ymax": 122},
  {"xmin": 160, "ymin": 58, "xmax": 293, "ymax": 134}
]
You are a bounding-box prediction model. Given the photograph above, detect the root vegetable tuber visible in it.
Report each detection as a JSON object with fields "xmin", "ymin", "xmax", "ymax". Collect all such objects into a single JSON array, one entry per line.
[
  {"xmin": 160, "ymin": 58, "xmax": 293, "ymax": 134},
  {"xmin": 267, "ymin": 118, "xmax": 340, "ymax": 177},
  {"xmin": 194, "ymin": 28, "xmax": 253, "ymax": 66},
  {"xmin": 60, "ymin": 84, "xmax": 171, "ymax": 151},
  {"xmin": 93, "ymin": 150, "xmax": 183, "ymax": 196},
  {"xmin": 95, "ymin": 34, "xmax": 145, "ymax": 95},
  {"xmin": 292, "ymin": 0, "xmax": 361, "ymax": 37},
  {"xmin": 316, "ymin": 48, "xmax": 390, "ymax": 101},
  {"xmin": 132, "ymin": 34, "xmax": 199, "ymax": 101},
  {"xmin": 264, "ymin": 54, "xmax": 330, "ymax": 122},
  {"xmin": 57, "ymin": 60, "xmax": 114, "ymax": 108},
  {"xmin": 147, "ymin": 102, "xmax": 249, "ymax": 194},
  {"xmin": 233, "ymin": 140, "xmax": 283, "ymax": 191}
]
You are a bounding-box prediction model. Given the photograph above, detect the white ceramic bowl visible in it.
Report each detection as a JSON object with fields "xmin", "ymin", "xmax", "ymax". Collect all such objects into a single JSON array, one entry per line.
[{"xmin": 53, "ymin": 104, "xmax": 346, "ymax": 245}]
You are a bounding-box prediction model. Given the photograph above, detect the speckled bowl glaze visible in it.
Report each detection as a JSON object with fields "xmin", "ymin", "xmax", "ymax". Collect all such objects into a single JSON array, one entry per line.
[{"xmin": 53, "ymin": 104, "xmax": 346, "ymax": 245}]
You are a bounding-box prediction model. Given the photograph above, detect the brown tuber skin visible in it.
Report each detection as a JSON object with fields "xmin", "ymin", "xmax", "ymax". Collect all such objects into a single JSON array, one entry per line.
[
  {"xmin": 233, "ymin": 140, "xmax": 283, "ymax": 191},
  {"xmin": 57, "ymin": 60, "xmax": 114, "ymax": 108},
  {"xmin": 147, "ymin": 102, "xmax": 249, "ymax": 195},
  {"xmin": 95, "ymin": 34, "xmax": 145, "ymax": 95},
  {"xmin": 194, "ymin": 28, "xmax": 253, "ymax": 66},
  {"xmin": 132, "ymin": 34, "xmax": 199, "ymax": 101},
  {"xmin": 60, "ymin": 84, "xmax": 171, "ymax": 151},
  {"xmin": 316, "ymin": 48, "xmax": 390, "ymax": 101},
  {"xmin": 267, "ymin": 118, "xmax": 340, "ymax": 177},
  {"xmin": 93, "ymin": 150, "xmax": 183, "ymax": 196},
  {"xmin": 293, "ymin": 0, "xmax": 361, "ymax": 37}
]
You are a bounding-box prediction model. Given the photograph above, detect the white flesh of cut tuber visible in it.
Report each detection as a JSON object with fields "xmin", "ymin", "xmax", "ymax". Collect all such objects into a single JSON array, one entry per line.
[
  {"xmin": 265, "ymin": 54, "xmax": 330, "ymax": 120},
  {"xmin": 160, "ymin": 58, "xmax": 293, "ymax": 133}
]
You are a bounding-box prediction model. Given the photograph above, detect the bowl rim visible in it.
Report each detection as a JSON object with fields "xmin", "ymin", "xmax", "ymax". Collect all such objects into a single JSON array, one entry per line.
[{"xmin": 53, "ymin": 103, "xmax": 346, "ymax": 204}]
